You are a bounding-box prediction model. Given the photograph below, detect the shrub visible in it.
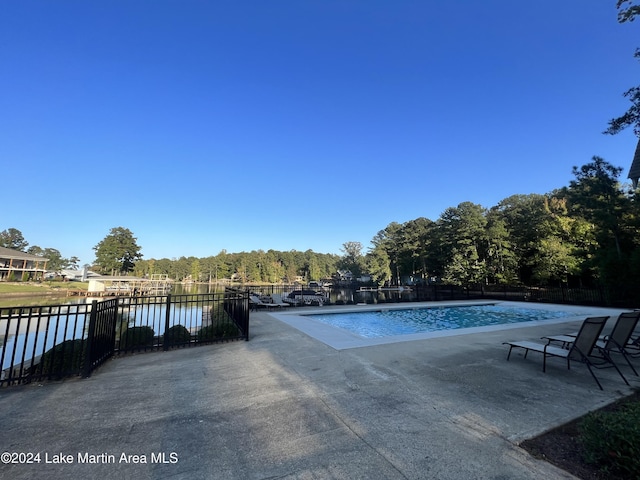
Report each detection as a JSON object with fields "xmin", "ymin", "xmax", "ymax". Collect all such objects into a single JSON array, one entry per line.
[
  {"xmin": 164, "ymin": 324, "xmax": 191, "ymax": 346},
  {"xmin": 580, "ymin": 401, "xmax": 640, "ymax": 477},
  {"xmin": 197, "ymin": 322, "xmax": 240, "ymax": 341},
  {"xmin": 115, "ymin": 312, "xmax": 131, "ymax": 341},
  {"xmin": 119, "ymin": 326, "xmax": 155, "ymax": 350},
  {"xmin": 197, "ymin": 306, "xmax": 243, "ymax": 341},
  {"xmin": 40, "ymin": 339, "xmax": 86, "ymax": 376}
]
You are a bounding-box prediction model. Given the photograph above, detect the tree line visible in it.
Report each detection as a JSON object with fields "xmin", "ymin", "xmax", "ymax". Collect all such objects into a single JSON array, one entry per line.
[
  {"xmin": 132, "ymin": 249, "xmax": 341, "ymax": 284},
  {"xmin": 2, "ymin": 156, "xmax": 638, "ymax": 293},
  {"xmin": 362, "ymin": 157, "xmax": 639, "ymax": 293},
  {"xmin": 110, "ymin": 156, "xmax": 640, "ymax": 295}
]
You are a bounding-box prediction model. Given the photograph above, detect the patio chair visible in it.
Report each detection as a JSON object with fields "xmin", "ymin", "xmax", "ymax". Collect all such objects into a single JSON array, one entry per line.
[
  {"xmin": 621, "ymin": 310, "xmax": 640, "ymax": 356},
  {"xmin": 249, "ymin": 295, "xmax": 277, "ymax": 311},
  {"xmin": 270, "ymin": 294, "xmax": 290, "ymax": 307},
  {"xmin": 544, "ymin": 311, "xmax": 640, "ymax": 377},
  {"xmin": 503, "ymin": 316, "xmax": 627, "ymax": 390}
]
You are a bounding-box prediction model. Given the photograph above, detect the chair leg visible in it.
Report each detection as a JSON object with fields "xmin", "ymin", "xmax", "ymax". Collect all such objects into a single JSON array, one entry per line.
[
  {"xmin": 592, "ymin": 348, "xmax": 632, "ymax": 386},
  {"xmin": 506, "ymin": 346, "xmax": 513, "ymax": 361},
  {"xmin": 619, "ymin": 350, "xmax": 639, "ymax": 376},
  {"xmin": 604, "ymin": 352, "xmax": 630, "ymax": 386},
  {"xmin": 584, "ymin": 362, "xmax": 604, "ymax": 390}
]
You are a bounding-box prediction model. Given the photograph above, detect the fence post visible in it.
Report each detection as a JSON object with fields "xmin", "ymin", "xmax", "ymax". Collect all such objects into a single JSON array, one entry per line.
[
  {"xmin": 164, "ymin": 294, "xmax": 172, "ymax": 351},
  {"xmin": 83, "ymin": 300, "xmax": 98, "ymax": 378},
  {"xmin": 112, "ymin": 297, "xmax": 119, "ymax": 349},
  {"xmin": 244, "ymin": 290, "xmax": 250, "ymax": 340}
]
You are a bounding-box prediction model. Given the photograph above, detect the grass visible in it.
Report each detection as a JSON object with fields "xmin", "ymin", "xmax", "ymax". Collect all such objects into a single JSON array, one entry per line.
[
  {"xmin": 0, "ymin": 281, "xmax": 90, "ymax": 308},
  {"xmin": 0, "ymin": 280, "xmax": 89, "ymax": 294},
  {"xmin": 521, "ymin": 391, "xmax": 640, "ymax": 479}
]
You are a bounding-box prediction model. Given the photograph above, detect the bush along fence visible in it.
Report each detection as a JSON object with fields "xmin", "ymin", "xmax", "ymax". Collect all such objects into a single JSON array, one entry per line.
[{"xmin": 0, "ymin": 288, "xmax": 249, "ymax": 387}]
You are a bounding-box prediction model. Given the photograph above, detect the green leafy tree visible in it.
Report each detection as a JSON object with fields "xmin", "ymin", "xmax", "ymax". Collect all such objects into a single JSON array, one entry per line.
[
  {"xmin": 214, "ymin": 251, "xmax": 232, "ymax": 281},
  {"xmin": 338, "ymin": 241, "xmax": 365, "ymax": 278},
  {"xmin": 0, "ymin": 228, "xmax": 28, "ymax": 251},
  {"xmin": 93, "ymin": 227, "xmax": 143, "ymax": 275},
  {"xmin": 364, "ymin": 247, "xmax": 392, "ymax": 285},
  {"xmin": 565, "ymin": 157, "xmax": 636, "ymax": 290},
  {"xmin": 437, "ymin": 202, "xmax": 488, "ymax": 286},
  {"xmin": 247, "ymin": 260, "xmax": 261, "ymax": 283},
  {"xmin": 191, "ymin": 259, "xmax": 201, "ymax": 282},
  {"xmin": 617, "ymin": 0, "xmax": 640, "ymax": 22},
  {"xmin": 528, "ymin": 236, "xmax": 580, "ymax": 285},
  {"xmin": 308, "ymin": 255, "xmax": 320, "ymax": 281},
  {"xmin": 26, "ymin": 245, "xmax": 44, "ymax": 256},
  {"xmin": 151, "ymin": 258, "xmax": 173, "ymax": 277},
  {"xmin": 41, "ymin": 248, "xmax": 67, "ymax": 273},
  {"xmin": 394, "ymin": 218, "xmax": 435, "ymax": 284},
  {"xmin": 540, "ymin": 196, "xmax": 590, "ymax": 285},
  {"xmin": 491, "ymin": 194, "xmax": 559, "ymax": 283},
  {"xmin": 605, "ymin": 1, "xmax": 640, "ymax": 135},
  {"xmin": 566, "ymin": 157, "xmax": 632, "ymax": 260},
  {"xmin": 27, "ymin": 246, "xmax": 73, "ymax": 273},
  {"xmin": 68, "ymin": 256, "xmax": 80, "ymax": 269},
  {"xmin": 371, "ymin": 222, "xmax": 404, "ymax": 285},
  {"xmin": 484, "ymin": 214, "xmax": 518, "ymax": 284},
  {"xmin": 172, "ymin": 256, "xmax": 192, "ymax": 281},
  {"xmin": 262, "ymin": 257, "xmax": 284, "ymax": 283}
]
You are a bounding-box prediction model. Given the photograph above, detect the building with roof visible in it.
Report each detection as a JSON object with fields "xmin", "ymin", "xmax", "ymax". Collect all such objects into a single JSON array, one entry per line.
[{"xmin": 0, "ymin": 246, "xmax": 48, "ymax": 281}]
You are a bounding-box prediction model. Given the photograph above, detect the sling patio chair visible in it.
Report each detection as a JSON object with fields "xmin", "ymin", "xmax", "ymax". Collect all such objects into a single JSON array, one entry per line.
[
  {"xmin": 543, "ymin": 311, "xmax": 640, "ymax": 377},
  {"xmin": 621, "ymin": 310, "xmax": 640, "ymax": 356},
  {"xmin": 249, "ymin": 295, "xmax": 278, "ymax": 311},
  {"xmin": 270, "ymin": 294, "xmax": 290, "ymax": 307},
  {"xmin": 503, "ymin": 316, "xmax": 629, "ymax": 390}
]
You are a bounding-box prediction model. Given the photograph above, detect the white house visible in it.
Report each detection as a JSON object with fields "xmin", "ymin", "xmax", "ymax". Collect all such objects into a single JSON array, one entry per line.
[{"xmin": 0, "ymin": 246, "xmax": 48, "ymax": 281}]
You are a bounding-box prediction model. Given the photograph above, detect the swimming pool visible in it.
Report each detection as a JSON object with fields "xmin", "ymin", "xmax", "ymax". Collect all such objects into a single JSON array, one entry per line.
[
  {"xmin": 306, "ymin": 304, "xmax": 587, "ymax": 338},
  {"xmin": 268, "ymin": 301, "xmax": 623, "ymax": 350}
]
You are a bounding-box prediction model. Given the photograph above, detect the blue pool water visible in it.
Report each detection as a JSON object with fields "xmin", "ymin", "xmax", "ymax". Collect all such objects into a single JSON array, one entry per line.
[{"xmin": 306, "ymin": 304, "xmax": 586, "ymax": 338}]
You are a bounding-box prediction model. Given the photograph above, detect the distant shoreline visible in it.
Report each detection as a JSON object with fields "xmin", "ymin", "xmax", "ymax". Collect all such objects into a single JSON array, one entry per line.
[{"xmin": 0, "ymin": 291, "xmax": 65, "ymax": 298}]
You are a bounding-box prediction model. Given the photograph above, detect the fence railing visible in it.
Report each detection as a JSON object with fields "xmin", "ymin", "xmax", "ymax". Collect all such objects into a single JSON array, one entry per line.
[
  {"xmin": 245, "ymin": 283, "xmax": 634, "ymax": 308},
  {"xmin": 0, "ymin": 290, "xmax": 249, "ymax": 387},
  {"xmin": 84, "ymin": 297, "xmax": 119, "ymax": 376}
]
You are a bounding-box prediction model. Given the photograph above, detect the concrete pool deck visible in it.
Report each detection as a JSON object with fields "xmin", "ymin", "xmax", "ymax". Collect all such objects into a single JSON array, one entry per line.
[{"xmin": 0, "ymin": 301, "xmax": 637, "ymax": 479}]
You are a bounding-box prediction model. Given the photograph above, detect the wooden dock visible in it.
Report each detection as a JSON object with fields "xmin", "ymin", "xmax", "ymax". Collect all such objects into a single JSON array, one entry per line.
[{"xmin": 66, "ymin": 290, "xmax": 133, "ymax": 297}]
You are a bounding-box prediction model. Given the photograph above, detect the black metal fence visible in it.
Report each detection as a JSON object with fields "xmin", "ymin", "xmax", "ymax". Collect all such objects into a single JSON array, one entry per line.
[
  {"xmin": 0, "ymin": 289, "xmax": 249, "ymax": 387},
  {"xmin": 246, "ymin": 283, "xmax": 635, "ymax": 308},
  {"xmin": 84, "ymin": 297, "xmax": 119, "ymax": 376}
]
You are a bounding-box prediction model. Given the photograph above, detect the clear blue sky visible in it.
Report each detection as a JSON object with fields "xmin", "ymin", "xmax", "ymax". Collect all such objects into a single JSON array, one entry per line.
[{"xmin": 2, "ymin": 1, "xmax": 638, "ymax": 266}]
